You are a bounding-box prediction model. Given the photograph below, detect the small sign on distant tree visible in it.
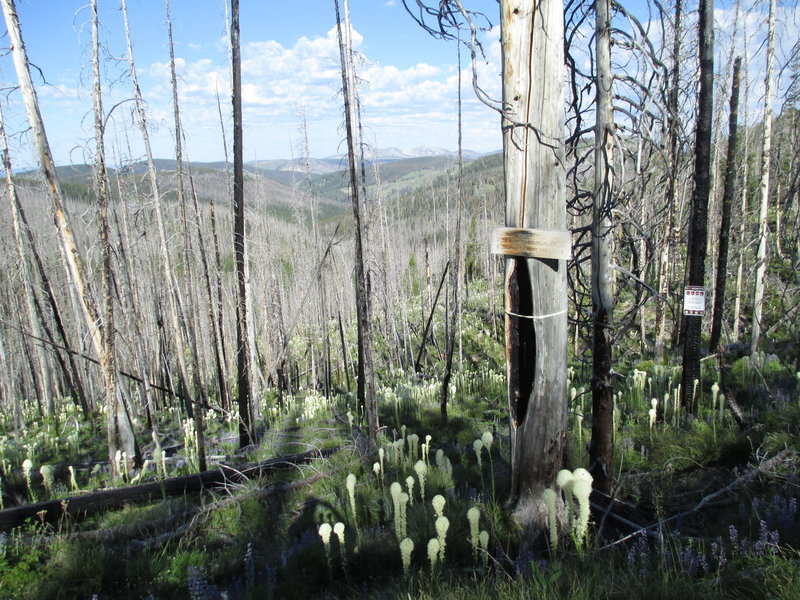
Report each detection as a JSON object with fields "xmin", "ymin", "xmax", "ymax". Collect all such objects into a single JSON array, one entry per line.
[{"xmin": 684, "ymin": 286, "xmax": 706, "ymax": 316}]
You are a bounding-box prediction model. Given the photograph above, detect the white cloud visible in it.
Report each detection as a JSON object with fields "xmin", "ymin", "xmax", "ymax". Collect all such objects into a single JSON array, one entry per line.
[{"xmin": 135, "ymin": 23, "xmax": 501, "ymax": 160}]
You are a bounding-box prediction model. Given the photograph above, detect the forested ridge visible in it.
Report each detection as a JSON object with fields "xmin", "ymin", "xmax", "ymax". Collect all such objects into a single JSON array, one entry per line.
[{"xmin": 0, "ymin": 0, "xmax": 799, "ymax": 598}]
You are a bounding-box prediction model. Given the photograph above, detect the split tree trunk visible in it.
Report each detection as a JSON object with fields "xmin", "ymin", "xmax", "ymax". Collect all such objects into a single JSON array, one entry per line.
[{"xmin": 500, "ymin": 0, "xmax": 568, "ymax": 544}]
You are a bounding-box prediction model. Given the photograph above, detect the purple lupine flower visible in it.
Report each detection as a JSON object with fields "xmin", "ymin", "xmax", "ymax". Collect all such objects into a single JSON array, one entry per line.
[{"xmin": 728, "ymin": 524, "xmax": 739, "ymax": 545}]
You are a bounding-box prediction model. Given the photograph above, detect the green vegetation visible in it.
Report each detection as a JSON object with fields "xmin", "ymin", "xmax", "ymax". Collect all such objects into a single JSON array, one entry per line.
[{"xmin": 0, "ymin": 285, "xmax": 797, "ymax": 599}]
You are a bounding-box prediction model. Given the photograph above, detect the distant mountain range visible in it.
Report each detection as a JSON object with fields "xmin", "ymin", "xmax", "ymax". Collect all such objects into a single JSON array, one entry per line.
[
  {"xmin": 249, "ymin": 146, "xmax": 490, "ymax": 176},
  {"xmin": 17, "ymin": 147, "xmax": 499, "ymax": 186}
]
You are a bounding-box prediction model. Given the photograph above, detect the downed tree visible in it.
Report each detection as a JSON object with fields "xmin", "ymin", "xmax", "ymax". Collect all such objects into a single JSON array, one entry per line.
[{"xmin": 0, "ymin": 447, "xmax": 335, "ymax": 531}]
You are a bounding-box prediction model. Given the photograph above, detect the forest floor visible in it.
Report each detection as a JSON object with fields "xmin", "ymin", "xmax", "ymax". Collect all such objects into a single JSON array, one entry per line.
[{"xmin": 0, "ymin": 315, "xmax": 798, "ymax": 599}]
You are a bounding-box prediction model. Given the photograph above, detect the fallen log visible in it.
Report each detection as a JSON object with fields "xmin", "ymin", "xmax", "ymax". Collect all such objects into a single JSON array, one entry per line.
[{"xmin": 0, "ymin": 447, "xmax": 336, "ymax": 531}]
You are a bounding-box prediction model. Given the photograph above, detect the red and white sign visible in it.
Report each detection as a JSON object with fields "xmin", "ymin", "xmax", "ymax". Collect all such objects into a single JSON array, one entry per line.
[{"xmin": 683, "ymin": 286, "xmax": 706, "ymax": 316}]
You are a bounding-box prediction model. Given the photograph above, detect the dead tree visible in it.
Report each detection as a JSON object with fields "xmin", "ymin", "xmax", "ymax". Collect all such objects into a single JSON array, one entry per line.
[
  {"xmin": 335, "ymin": 0, "xmax": 379, "ymax": 438},
  {"xmin": 498, "ymin": 0, "xmax": 569, "ymax": 543},
  {"xmin": 589, "ymin": 0, "xmax": 616, "ymax": 495},
  {"xmin": 92, "ymin": 0, "xmax": 140, "ymax": 471},
  {"xmin": 750, "ymin": 0, "xmax": 777, "ymax": 355},
  {"xmin": 1, "ymin": 0, "xmax": 139, "ymax": 469},
  {"xmin": 680, "ymin": 0, "xmax": 714, "ymax": 415},
  {"xmin": 231, "ymin": 0, "xmax": 254, "ymax": 447},
  {"xmin": 709, "ymin": 57, "xmax": 742, "ymax": 352}
]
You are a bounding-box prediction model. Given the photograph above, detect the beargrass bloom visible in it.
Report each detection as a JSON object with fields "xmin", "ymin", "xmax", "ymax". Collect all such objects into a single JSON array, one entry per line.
[
  {"xmin": 432, "ymin": 494, "xmax": 446, "ymax": 518},
  {"xmin": 467, "ymin": 506, "xmax": 481, "ymax": 558},
  {"xmin": 414, "ymin": 460, "xmax": 428, "ymax": 501},
  {"xmin": 427, "ymin": 538, "xmax": 440, "ymax": 569},
  {"xmin": 542, "ymin": 488, "xmax": 558, "ymax": 553},
  {"xmin": 333, "ymin": 522, "xmax": 346, "ymax": 568},
  {"xmin": 391, "ymin": 482, "xmax": 403, "ymax": 540},
  {"xmin": 435, "ymin": 515, "xmax": 450, "ymax": 562},
  {"xmin": 473, "ymin": 439, "xmax": 484, "ymax": 470},
  {"xmin": 406, "ymin": 476, "xmax": 415, "ymax": 505},
  {"xmin": 400, "ymin": 537, "xmax": 414, "ymax": 578},
  {"xmin": 346, "ymin": 473, "xmax": 358, "ymax": 522},
  {"xmin": 39, "ymin": 464, "xmax": 54, "ymax": 497},
  {"xmin": 318, "ymin": 522, "xmax": 333, "ymax": 569}
]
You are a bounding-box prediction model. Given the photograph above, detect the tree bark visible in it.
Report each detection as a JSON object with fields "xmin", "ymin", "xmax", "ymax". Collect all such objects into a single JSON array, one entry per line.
[
  {"xmin": 589, "ymin": 0, "xmax": 615, "ymax": 495},
  {"xmin": 231, "ymin": 0, "xmax": 253, "ymax": 447},
  {"xmin": 709, "ymin": 57, "xmax": 742, "ymax": 352},
  {"xmin": 680, "ymin": 0, "xmax": 714, "ymax": 416},
  {"xmin": 501, "ymin": 0, "xmax": 568, "ymax": 545}
]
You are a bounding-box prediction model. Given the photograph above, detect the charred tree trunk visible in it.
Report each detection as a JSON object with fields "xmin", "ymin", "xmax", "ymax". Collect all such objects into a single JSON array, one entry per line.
[
  {"xmin": 709, "ymin": 57, "xmax": 742, "ymax": 353},
  {"xmin": 231, "ymin": 0, "xmax": 253, "ymax": 447},
  {"xmin": 680, "ymin": 0, "xmax": 714, "ymax": 415}
]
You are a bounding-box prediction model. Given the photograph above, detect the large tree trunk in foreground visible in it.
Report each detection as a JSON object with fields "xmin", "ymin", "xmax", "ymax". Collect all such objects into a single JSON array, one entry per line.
[
  {"xmin": 500, "ymin": 0, "xmax": 568, "ymax": 545},
  {"xmin": 680, "ymin": 0, "xmax": 714, "ymax": 415}
]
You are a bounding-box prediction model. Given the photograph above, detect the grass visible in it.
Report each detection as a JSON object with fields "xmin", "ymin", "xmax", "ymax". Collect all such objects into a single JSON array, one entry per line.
[{"xmin": 0, "ymin": 297, "xmax": 798, "ymax": 599}]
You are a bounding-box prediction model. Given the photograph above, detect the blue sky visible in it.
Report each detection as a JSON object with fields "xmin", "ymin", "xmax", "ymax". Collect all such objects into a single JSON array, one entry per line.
[
  {"xmin": 1, "ymin": 0, "xmax": 503, "ymax": 167},
  {"xmin": 0, "ymin": 0, "xmax": 796, "ymax": 169}
]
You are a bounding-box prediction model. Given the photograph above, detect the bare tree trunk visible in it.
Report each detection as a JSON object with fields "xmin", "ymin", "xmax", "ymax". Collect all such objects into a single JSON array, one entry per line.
[
  {"xmin": 231, "ymin": 0, "xmax": 253, "ymax": 447},
  {"xmin": 2, "ymin": 0, "xmax": 140, "ymax": 462},
  {"xmin": 165, "ymin": 0, "xmax": 206, "ymax": 471},
  {"xmin": 439, "ymin": 41, "xmax": 464, "ymax": 426},
  {"xmin": 6, "ymin": 171, "xmax": 89, "ymax": 415},
  {"xmin": 589, "ymin": 0, "xmax": 615, "ymax": 495},
  {"xmin": 654, "ymin": 0, "xmax": 683, "ymax": 363},
  {"xmin": 1, "ymin": 105, "xmax": 53, "ymax": 418},
  {"xmin": 90, "ymin": 0, "xmax": 140, "ymax": 472},
  {"xmin": 335, "ymin": 0, "xmax": 379, "ymax": 438},
  {"xmin": 121, "ymin": 0, "xmax": 202, "ymax": 466},
  {"xmin": 500, "ymin": 0, "xmax": 568, "ymax": 545},
  {"xmin": 750, "ymin": 0, "xmax": 776, "ymax": 355},
  {"xmin": 709, "ymin": 57, "xmax": 742, "ymax": 352},
  {"xmin": 680, "ymin": 0, "xmax": 714, "ymax": 416},
  {"xmin": 92, "ymin": 0, "xmax": 140, "ymax": 472}
]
